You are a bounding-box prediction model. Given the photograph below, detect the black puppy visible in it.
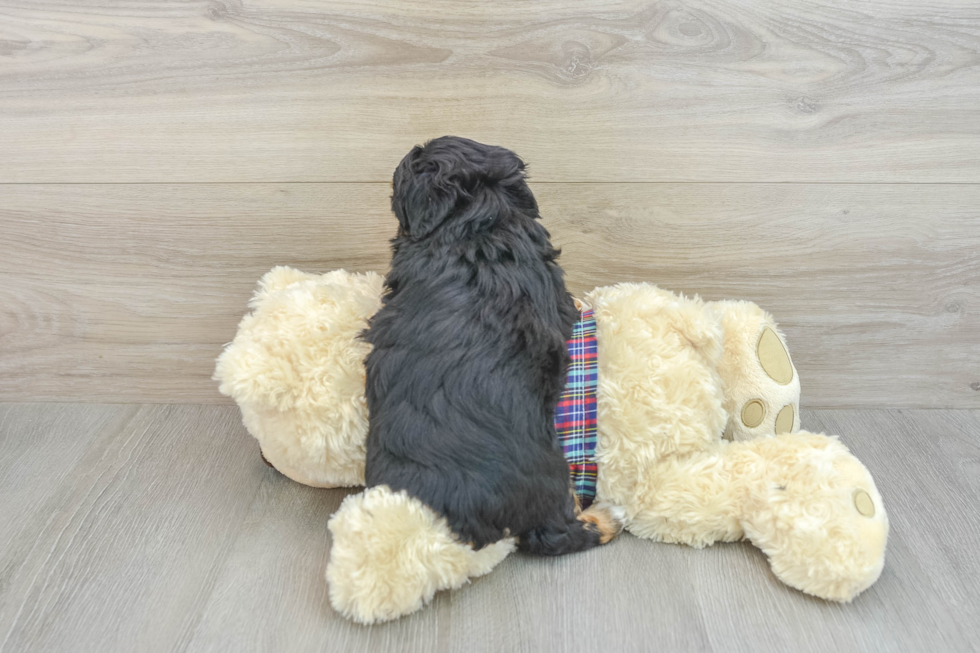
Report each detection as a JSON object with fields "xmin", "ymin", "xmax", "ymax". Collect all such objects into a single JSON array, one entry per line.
[{"xmin": 363, "ymin": 136, "xmax": 622, "ymax": 555}]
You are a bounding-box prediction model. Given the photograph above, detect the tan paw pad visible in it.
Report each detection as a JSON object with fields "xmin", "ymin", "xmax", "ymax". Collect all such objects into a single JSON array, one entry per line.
[
  {"xmin": 853, "ymin": 489, "xmax": 875, "ymax": 517},
  {"xmin": 774, "ymin": 404, "xmax": 795, "ymax": 434},
  {"xmin": 758, "ymin": 327, "xmax": 794, "ymax": 385},
  {"xmin": 741, "ymin": 399, "xmax": 766, "ymax": 428}
]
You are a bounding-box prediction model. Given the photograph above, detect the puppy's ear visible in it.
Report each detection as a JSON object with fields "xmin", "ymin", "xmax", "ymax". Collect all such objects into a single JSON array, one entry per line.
[{"xmin": 391, "ymin": 145, "xmax": 459, "ymax": 240}]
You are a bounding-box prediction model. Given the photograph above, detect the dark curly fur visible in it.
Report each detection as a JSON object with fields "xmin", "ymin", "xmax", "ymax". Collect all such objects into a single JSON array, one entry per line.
[{"xmin": 363, "ymin": 136, "xmax": 605, "ymax": 555}]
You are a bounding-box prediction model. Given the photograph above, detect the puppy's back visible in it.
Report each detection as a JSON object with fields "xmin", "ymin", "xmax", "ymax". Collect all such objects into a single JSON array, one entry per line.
[{"xmin": 364, "ymin": 136, "xmax": 579, "ymax": 549}]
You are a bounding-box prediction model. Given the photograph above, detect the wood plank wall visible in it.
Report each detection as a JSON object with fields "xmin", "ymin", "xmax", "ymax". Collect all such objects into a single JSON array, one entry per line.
[{"xmin": 1, "ymin": 0, "xmax": 978, "ymax": 407}]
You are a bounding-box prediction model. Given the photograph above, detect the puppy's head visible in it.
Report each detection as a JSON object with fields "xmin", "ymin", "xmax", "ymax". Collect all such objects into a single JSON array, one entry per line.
[{"xmin": 391, "ymin": 136, "xmax": 537, "ymax": 240}]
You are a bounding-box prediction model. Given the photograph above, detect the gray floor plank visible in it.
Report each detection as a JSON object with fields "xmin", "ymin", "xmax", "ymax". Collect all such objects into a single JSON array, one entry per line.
[
  {"xmin": 451, "ymin": 536, "xmax": 714, "ymax": 653},
  {"xmin": 0, "ymin": 405, "xmax": 265, "ymax": 653},
  {"xmin": 802, "ymin": 410, "xmax": 980, "ymax": 651},
  {"xmin": 181, "ymin": 477, "xmax": 449, "ymax": 653},
  {"xmin": 1, "ymin": 405, "xmax": 978, "ymax": 652},
  {"xmin": 0, "ymin": 403, "xmax": 139, "ymax": 641}
]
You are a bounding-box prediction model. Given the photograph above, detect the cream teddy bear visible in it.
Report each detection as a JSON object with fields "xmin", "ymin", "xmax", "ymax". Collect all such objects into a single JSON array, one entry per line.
[{"xmin": 215, "ymin": 267, "xmax": 888, "ymax": 624}]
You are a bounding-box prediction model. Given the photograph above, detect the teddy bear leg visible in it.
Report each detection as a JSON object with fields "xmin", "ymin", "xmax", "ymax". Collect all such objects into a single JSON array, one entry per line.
[
  {"xmin": 625, "ymin": 449, "xmax": 746, "ymax": 547},
  {"xmin": 625, "ymin": 433, "xmax": 887, "ymax": 602},
  {"xmin": 708, "ymin": 300, "xmax": 801, "ymax": 441},
  {"xmin": 731, "ymin": 433, "xmax": 889, "ymax": 602},
  {"xmin": 326, "ymin": 486, "xmax": 515, "ymax": 624}
]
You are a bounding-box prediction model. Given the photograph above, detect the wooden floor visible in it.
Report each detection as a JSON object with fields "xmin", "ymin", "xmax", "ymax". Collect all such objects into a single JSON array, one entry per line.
[{"xmin": 0, "ymin": 404, "xmax": 977, "ymax": 653}]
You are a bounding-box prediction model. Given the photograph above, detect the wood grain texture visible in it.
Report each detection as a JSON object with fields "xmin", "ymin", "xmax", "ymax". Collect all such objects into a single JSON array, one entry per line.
[
  {"xmin": 1, "ymin": 0, "xmax": 979, "ymax": 182},
  {"xmin": 0, "ymin": 404, "xmax": 266, "ymax": 653},
  {"xmin": 1, "ymin": 404, "xmax": 978, "ymax": 652},
  {"xmin": 1, "ymin": 183, "xmax": 977, "ymax": 407},
  {"xmin": 0, "ymin": 403, "xmax": 135, "ymax": 629}
]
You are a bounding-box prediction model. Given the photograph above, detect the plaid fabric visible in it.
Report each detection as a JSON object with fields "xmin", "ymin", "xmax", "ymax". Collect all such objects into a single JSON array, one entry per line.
[{"xmin": 554, "ymin": 309, "xmax": 599, "ymax": 508}]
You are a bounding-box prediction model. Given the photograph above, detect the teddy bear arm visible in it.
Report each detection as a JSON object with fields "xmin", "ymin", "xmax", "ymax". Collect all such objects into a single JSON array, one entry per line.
[
  {"xmin": 725, "ymin": 433, "xmax": 889, "ymax": 602},
  {"xmin": 624, "ymin": 433, "xmax": 887, "ymax": 603},
  {"xmin": 623, "ymin": 447, "xmax": 748, "ymax": 547}
]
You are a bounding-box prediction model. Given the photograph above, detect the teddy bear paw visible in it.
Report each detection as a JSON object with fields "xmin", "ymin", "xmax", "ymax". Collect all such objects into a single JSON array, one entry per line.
[{"xmin": 709, "ymin": 301, "xmax": 802, "ymax": 441}]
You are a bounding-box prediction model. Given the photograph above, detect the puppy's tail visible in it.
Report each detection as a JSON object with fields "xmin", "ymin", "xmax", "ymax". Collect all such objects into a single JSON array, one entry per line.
[
  {"xmin": 327, "ymin": 485, "xmax": 515, "ymax": 624},
  {"xmin": 519, "ymin": 502, "xmax": 626, "ymax": 556}
]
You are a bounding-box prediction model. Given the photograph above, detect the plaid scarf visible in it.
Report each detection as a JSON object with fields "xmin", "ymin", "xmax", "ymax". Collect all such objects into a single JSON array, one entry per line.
[{"xmin": 554, "ymin": 309, "xmax": 599, "ymax": 508}]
